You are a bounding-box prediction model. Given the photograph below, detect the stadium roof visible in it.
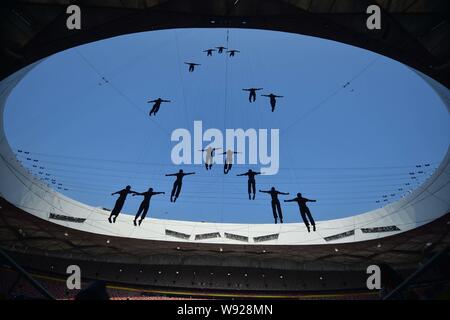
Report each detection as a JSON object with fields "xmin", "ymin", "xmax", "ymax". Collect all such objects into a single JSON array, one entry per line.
[
  {"xmin": 1, "ymin": 197, "xmax": 449, "ymax": 270},
  {"xmin": 1, "ymin": 0, "xmax": 450, "ymax": 88}
]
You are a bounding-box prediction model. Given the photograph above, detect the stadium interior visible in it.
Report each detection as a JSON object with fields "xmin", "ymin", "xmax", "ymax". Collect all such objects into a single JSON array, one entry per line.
[{"xmin": 1, "ymin": 0, "xmax": 449, "ymax": 300}]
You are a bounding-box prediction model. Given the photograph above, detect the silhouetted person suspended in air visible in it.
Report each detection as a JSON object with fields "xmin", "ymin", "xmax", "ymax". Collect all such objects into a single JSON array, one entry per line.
[
  {"xmin": 237, "ymin": 169, "xmax": 261, "ymax": 200},
  {"xmin": 216, "ymin": 46, "xmax": 227, "ymax": 54},
  {"xmin": 220, "ymin": 149, "xmax": 240, "ymax": 174},
  {"xmin": 108, "ymin": 185, "xmax": 136, "ymax": 223},
  {"xmin": 284, "ymin": 193, "xmax": 317, "ymax": 232},
  {"xmin": 199, "ymin": 147, "xmax": 221, "ymax": 170},
  {"xmin": 203, "ymin": 49, "xmax": 216, "ymax": 56},
  {"xmin": 260, "ymin": 187, "xmax": 289, "ymax": 224},
  {"xmin": 242, "ymin": 88, "xmax": 263, "ymax": 103},
  {"xmin": 132, "ymin": 188, "xmax": 165, "ymax": 226},
  {"xmin": 227, "ymin": 49, "xmax": 240, "ymax": 57},
  {"xmin": 185, "ymin": 62, "xmax": 201, "ymax": 72},
  {"xmin": 261, "ymin": 93, "xmax": 283, "ymax": 112},
  {"xmin": 166, "ymin": 169, "xmax": 195, "ymax": 202},
  {"xmin": 148, "ymin": 98, "xmax": 171, "ymax": 116}
]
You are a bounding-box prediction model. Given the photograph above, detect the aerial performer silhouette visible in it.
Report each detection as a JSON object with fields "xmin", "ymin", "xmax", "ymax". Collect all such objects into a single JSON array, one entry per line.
[
  {"xmin": 199, "ymin": 147, "xmax": 221, "ymax": 170},
  {"xmin": 237, "ymin": 169, "xmax": 261, "ymax": 200},
  {"xmin": 147, "ymin": 98, "xmax": 171, "ymax": 116},
  {"xmin": 215, "ymin": 46, "xmax": 227, "ymax": 54},
  {"xmin": 203, "ymin": 49, "xmax": 216, "ymax": 56},
  {"xmin": 260, "ymin": 187, "xmax": 289, "ymax": 224},
  {"xmin": 227, "ymin": 49, "xmax": 240, "ymax": 57},
  {"xmin": 220, "ymin": 149, "xmax": 240, "ymax": 174},
  {"xmin": 132, "ymin": 188, "xmax": 165, "ymax": 226},
  {"xmin": 165, "ymin": 169, "xmax": 195, "ymax": 202},
  {"xmin": 242, "ymin": 88, "xmax": 263, "ymax": 103},
  {"xmin": 261, "ymin": 93, "xmax": 283, "ymax": 112},
  {"xmin": 184, "ymin": 62, "xmax": 201, "ymax": 72},
  {"xmin": 284, "ymin": 193, "xmax": 317, "ymax": 232},
  {"xmin": 108, "ymin": 185, "xmax": 136, "ymax": 223}
]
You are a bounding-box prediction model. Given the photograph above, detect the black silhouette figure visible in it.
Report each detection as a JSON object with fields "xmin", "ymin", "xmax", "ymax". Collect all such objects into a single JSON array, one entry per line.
[
  {"xmin": 199, "ymin": 147, "xmax": 221, "ymax": 170},
  {"xmin": 227, "ymin": 50, "xmax": 240, "ymax": 57},
  {"xmin": 185, "ymin": 62, "xmax": 201, "ymax": 72},
  {"xmin": 108, "ymin": 185, "xmax": 136, "ymax": 223},
  {"xmin": 284, "ymin": 193, "xmax": 317, "ymax": 232},
  {"xmin": 220, "ymin": 149, "xmax": 240, "ymax": 174},
  {"xmin": 166, "ymin": 169, "xmax": 195, "ymax": 202},
  {"xmin": 237, "ymin": 169, "xmax": 261, "ymax": 200},
  {"xmin": 148, "ymin": 98, "xmax": 171, "ymax": 116},
  {"xmin": 203, "ymin": 49, "xmax": 216, "ymax": 56},
  {"xmin": 242, "ymin": 88, "xmax": 263, "ymax": 103},
  {"xmin": 261, "ymin": 93, "xmax": 283, "ymax": 112},
  {"xmin": 132, "ymin": 188, "xmax": 165, "ymax": 226},
  {"xmin": 260, "ymin": 187, "xmax": 289, "ymax": 224},
  {"xmin": 216, "ymin": 46, "xmax": 227, "ymax": 54}
]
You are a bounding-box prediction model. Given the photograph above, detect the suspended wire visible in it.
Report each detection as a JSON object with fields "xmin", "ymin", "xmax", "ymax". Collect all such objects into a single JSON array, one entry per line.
[
  {"xmin": 29, "ymin": 161, "xmax": 428, "ymax": 191},
  {"xmin": 106, "ymin": 32, "xmax": 191, "ymax": 79},
  {"xmin": 219, "ymin": 28, "xmax": 232, "ymax": 222},
  {"xmin": 14, "ymin": 150, "xmax": 439, "ymax": 171},
  {"xmin": 7, "ymin": 30, "xmax": 442, "ymax": 224},
  {"xmin": 282, "ymin": 56, "xmax": 380, "ymax": 136},
  {"xmin": 4, "ymin": 152, "xmax": 412, "ymax": 219},
  {"xmin": 74, "ymin": 49, "xmax": 171, "ymax": 135},
  {"xmin": 26, "ymin": 164, "xmax": 434, "ymax": 182},
  {"xmin": 4, "ymin": 29, "xmax": 446, "ymax": 226},
  {"xmin": 17, "ymin": 150, "xmax": 436, "ymax": 206},
  {"xmin": 173, "ymin": 29, "xmax": 191, "ymax": 129},
  {"xmin": 58, "ymin": 180, "xmax": 398, "ymax": 205}
]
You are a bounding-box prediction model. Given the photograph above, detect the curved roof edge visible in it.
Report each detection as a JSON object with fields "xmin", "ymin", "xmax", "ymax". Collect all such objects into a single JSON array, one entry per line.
[{"xmin": 0, "ymin": 58, "xmax": 449, "ymax": 247}]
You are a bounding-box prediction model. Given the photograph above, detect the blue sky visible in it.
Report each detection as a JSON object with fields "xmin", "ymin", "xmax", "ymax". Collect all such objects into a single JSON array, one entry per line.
[{"xmin": 4, "ymin": 28, "xmax": 449, "ymax": 223}]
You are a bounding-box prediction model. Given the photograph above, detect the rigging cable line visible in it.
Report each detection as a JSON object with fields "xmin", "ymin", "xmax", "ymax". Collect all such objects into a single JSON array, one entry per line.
[
  {"xmin": 75, "ymin": 49, "xmax": 171, "ymax": 136},
  {"xmin": 282, "ymin": 56, "xmax": 380, "ymax": 136},
  {"xmin": 16, "ymin": 150, "xmax": 439, "ymax": 170},
  {"xmin": 173, "ymin": 29, "xmax": 191, "ymax": 129}
]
